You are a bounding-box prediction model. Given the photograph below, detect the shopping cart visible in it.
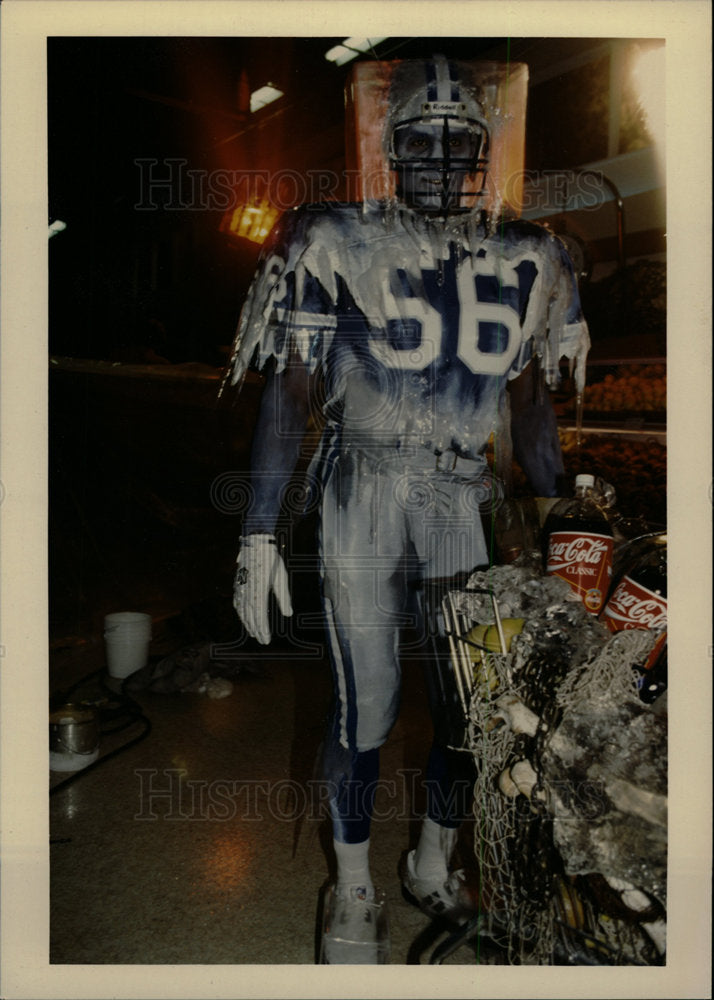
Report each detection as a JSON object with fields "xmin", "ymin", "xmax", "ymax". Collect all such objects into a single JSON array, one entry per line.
[{"xmin": 421, "ymin": 570, "xmax": 667, "ymax": 966}]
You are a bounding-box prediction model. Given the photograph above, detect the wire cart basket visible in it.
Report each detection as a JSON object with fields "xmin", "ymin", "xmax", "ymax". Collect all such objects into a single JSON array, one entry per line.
[{"xmin": 423, "ymin": 571, "xmax": 667, "ymax": 966}]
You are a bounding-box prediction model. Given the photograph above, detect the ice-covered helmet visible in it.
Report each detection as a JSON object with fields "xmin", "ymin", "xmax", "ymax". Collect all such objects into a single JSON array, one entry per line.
[{"xmin": 386, "ymin": 55, "xmax": 490, "ymax": 214}]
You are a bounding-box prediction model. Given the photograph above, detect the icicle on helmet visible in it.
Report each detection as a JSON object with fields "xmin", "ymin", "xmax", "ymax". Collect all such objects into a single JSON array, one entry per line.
[{"xmin": 386, "ymin": 55, "xmax": 490, "ymax": 215}]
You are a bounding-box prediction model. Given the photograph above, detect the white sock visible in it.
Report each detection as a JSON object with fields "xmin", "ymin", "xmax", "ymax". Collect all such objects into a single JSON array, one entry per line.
[
  {"xmin": 413, "ymin": 816, "xmax": 458, "ymax": 884},
  {"xmin": 333, "ymin": 838, "xmax": 374, "ymax": 899}
]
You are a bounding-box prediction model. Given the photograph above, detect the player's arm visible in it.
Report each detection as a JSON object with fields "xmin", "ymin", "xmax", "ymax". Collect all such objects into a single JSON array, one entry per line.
[
  {"xmin": 508, "ymin": 356, "xmax": 566, "ymax": 498},
  {"xmin": 234, "ymin": 352, "xmax": 312, "ymax": 644},
  {"xmin": 509, "ymin": 231, "xmax": 588, "ymax": 498},
  {"xmin": 243, "ymin": 354, "xmax": 312, "ymax": 534}
]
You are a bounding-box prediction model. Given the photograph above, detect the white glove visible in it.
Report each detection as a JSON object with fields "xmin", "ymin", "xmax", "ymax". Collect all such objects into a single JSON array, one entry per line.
[{"xmin": 233, "ymin": 534, "xmax": 293, "ymax": 645}]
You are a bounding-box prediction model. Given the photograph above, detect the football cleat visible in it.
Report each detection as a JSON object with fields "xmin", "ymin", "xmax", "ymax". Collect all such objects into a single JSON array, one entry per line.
[
  {"xmin": 320, "ymin": 884, "xmax": 389, "ymax": 964},
  {"xmin": 399, "ymin": 849, "xmax": 480, "ymax": 924}
]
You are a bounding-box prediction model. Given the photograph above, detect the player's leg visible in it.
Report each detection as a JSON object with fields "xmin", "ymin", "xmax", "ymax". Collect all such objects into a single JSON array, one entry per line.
[
  {"xmin": 317, "ymin": 457, "xmax": 411, "ymax": 963},
  {"xmin": 319, "ymin": 452, "xmax": 411, "ymax": 895},
  {"xmin": 400, "ymin": 470, "xmax": 485, "ymax": 921},
  {"xmin": 401, "ymin": 630, "xmax": 480, "ymax": 923}
]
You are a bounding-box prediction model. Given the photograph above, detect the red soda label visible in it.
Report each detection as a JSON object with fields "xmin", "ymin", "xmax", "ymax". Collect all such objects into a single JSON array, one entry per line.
[
  {"xmin": 546, "ymin": 530, "xmax": 613, "ymax": 614},
  {"xmin": 603, "ymin": 574, "xmax": 667, "ymax": 670},
  {"xmin": 603, "ymin": 575, "xmax": 667, "ymax": 632}
]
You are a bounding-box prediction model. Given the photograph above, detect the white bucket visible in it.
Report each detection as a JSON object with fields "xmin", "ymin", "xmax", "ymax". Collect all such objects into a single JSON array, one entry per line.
[{"xmin": 104, "ymin": 611, "xmax": 152, "ymax": 679}]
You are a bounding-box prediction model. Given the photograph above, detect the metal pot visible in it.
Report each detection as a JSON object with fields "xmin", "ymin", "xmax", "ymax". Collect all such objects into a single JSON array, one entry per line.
[{"xmin": 49, "ymin": 704, "xmax": 100, "ymax": 755}]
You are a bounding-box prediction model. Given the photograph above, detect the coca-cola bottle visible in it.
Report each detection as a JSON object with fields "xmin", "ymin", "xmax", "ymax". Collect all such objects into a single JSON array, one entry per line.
[
  {"xmin": 544, "ymin": 473, "xmax": 614, "ymax": 614},
  {"xmin": 601, "ymin": 538, "xmax": 667, "ymax": 702}
]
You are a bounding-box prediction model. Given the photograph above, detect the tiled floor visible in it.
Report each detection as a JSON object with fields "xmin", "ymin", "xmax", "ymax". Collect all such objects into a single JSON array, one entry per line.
[
  {"xmin": 49, "ymin": 622, "xmax": 483, "ymax": 966},
  {"xmin": 46, "ymin": 366, "xmax": 484, "ymax": 966}
]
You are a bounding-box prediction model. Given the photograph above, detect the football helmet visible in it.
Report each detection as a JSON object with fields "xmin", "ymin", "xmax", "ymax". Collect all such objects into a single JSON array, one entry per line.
[{"xmin": 386, "ymin": 55, "xmax": 490, "ymax": 214}]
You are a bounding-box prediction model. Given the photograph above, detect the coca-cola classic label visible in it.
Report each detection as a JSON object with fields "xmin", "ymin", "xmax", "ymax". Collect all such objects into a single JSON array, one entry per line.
[
  {"xmin": 546, "ymin": 531, "xmax": 613, "ymax": 613},
  {"xmin": 603, "ymin": 573, "xmax": 667, "ymax": 671},
  {"xmin": 603, "ymin": 575, "xmax": 667, "ymax": 632}
]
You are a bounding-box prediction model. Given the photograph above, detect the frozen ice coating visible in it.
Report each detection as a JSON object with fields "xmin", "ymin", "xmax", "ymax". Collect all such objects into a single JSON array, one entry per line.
[
  {"xmin": 542, "ymin": 635, "xmax": 667, "ymax": 906},
  {"xmin": 224, "ymin": 202, "xmax": 589, "ymax": 446},
  {"xmin": 460, "ymin": 567, "xmax": 667, "ymax": 961},
  {"xmin": 222, "ymin": 56, "xmax": 589, "ymax": 414},
  {"xmin": 346, "ymin": 58, "xmax": 530, "ymax": 218},
  {"xmin": 219, "ymin": 58, "xmax": 664, "ymax": 952}
]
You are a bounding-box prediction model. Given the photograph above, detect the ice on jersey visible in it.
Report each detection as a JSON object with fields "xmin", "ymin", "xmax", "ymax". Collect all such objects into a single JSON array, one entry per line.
[{"xmin": 222, "ymin": 202, "xmax": 589, "ymax": 459}]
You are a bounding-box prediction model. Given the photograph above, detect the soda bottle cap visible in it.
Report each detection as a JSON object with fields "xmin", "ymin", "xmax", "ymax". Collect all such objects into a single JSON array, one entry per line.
[{"xmin": 575, "ymin": 474, "xmax": 595, "ymax": 489}]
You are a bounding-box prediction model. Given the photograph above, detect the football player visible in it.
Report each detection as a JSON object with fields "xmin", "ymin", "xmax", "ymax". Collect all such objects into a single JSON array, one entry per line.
[{"xmin": 225, "ymin": 55, "xmax": 589, "ymax": 961}]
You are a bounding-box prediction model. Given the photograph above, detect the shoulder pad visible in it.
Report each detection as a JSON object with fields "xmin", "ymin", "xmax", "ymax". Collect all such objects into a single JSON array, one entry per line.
[
  {"xmin": 499, "ymin": 218, "xmax": 553, "ymax": 243},
  {"xmin": 264, "ymin": 202, "xmax": 363, "ymax": 251}
]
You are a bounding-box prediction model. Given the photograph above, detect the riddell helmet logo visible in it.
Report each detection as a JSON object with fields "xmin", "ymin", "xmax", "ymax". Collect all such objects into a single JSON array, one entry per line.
[{"xmin": 421, "ymin": 102, "xmax": 467, "ymax": 115}]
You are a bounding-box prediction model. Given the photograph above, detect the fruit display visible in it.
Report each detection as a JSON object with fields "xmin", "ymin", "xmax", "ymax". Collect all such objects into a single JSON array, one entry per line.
[
  {"xmin": 508, "ymin": 428, "xmax": 666, "ymax": 528},
  {"xmin": 559, "ymin": 432, "xmax": 666, "ymax": 528},
  {"xmin": 582, "ymin": 363, "xmax": 666, "ymax": 416}
]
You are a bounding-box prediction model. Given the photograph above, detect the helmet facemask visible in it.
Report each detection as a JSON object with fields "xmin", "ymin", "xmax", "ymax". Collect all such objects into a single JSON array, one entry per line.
[
  {"xmin": 390, "ymin": 110, "xmax": 489, "ymax": 214},
  {"xmin": 385, "ymin": 56, "xmax": 491, "ymax": 216}
]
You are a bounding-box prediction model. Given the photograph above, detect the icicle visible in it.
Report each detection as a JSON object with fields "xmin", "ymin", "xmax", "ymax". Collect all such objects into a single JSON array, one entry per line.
[
  {"xmin": 436, "ymin": 247, "xmax": 444, "ymax": 287},
  {"xmin": 575, "ymin": 388, "xmax": 584, "ymax": 449}
]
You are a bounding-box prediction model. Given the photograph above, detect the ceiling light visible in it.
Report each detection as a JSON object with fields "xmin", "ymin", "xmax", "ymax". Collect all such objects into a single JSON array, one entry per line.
[
  {"xmin": 221, "ymin": 200, "xmax": 281, "ymax": 245},
  {"xmin": 324, "ymin": 37, "xmax": 387, "ymax": 67},
  {"xmin": 250, "ymin": 84, "xmax": 284, "ymax": 114},
  {"xmin": 48, "ymin": 219, "xmax": 67, "ymax": 239},
  {"xmin": 630, "ymin": 45, "xmax": 665, "ymax": 143}
]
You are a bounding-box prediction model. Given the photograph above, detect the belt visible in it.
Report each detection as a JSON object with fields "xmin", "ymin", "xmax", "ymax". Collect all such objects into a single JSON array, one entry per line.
[
  {"xmin": 346, "ymin": 443, "xmax": 487, "ymax": 477},
  {"xmin": 433, "ymin": 448, "xmax": 485, "ymax": 475}
]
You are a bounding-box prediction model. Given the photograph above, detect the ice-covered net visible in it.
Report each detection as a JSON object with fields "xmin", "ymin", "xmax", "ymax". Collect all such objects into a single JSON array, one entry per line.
[
  {"xmin": 544, "ymin": 628, "xmax": 667, "ymax": 908},
  {"xmin": 445, "ymin": 564, "xmax": 665, "ymax": 964}
]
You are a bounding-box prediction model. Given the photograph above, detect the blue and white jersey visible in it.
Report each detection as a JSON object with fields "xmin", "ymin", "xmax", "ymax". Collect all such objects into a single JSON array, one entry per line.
[{"xmin": 225, "ymin": 202, "xmax": 589, "ymax": 460}]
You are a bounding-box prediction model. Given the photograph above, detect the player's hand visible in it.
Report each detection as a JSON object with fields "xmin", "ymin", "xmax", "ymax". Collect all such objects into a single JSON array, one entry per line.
[{"xmin": 233, "ymin": 534, "xmax": 293, "ymax": 645}]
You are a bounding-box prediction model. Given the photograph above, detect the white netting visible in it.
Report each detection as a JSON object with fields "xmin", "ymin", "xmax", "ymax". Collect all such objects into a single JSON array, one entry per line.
[
  {"xmin": 469, "ymin": 695, "xmax": 556, "ymax": 962},
  {"xmin": 555, "ymin": 628, "xmax": 656, "ymax": 715},
  {"xmin": 446, "ymin": 566, "xmax": 665, "ymax": 964}
]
